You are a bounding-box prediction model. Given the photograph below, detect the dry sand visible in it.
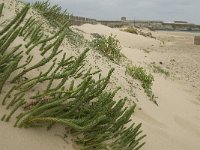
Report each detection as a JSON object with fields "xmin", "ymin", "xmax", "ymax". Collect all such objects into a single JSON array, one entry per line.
[{"xmin": 1, "ymin": 0, "xmax": 200, "ymax": 150}]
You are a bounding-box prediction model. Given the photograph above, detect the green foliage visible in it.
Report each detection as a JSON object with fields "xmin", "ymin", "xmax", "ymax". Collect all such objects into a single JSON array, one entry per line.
[
  {"xmin": 126, "ymin": 65, "xmax": 158, "ymax": 105},
  {"xmin": 22, "ymin": 20, "xmax": 44, "ymax": 48},
  {"xmin": 123, "ymin": 27, "xmax": 138, "ymax": 34},
  {"xmin": 0, "ymin": 4, "xmax": 30, "ymax": 36},
  {"xmin": 0, "ymin": 57, "xmax": 21, "ymax": 93},
  {"xmin": 66, "ymin": 29, "xmax": 86, "ymax": 47},
  {"xmin": 32, "ymin": 0, "xmax": 70, "ymax": 28},
  {"xmin": 0, "ymin": 3, "xmax": 146, "ymax": 150},
  {"xmin": 0, "ymin": 3, "xmax": 4, "ymax": 17},
  {"xmin": 0, "ymin": 27, "xmax": 22, "ymax": 54},
  {"xmin": 0, "ymin": 5, "xmax": 30, "ymax": 93},
  {"xmin": 15, "ymin": 77, "xmax": 146, "ymax": 149},
  {"xmin": 91, "ymin": 34, "xmax": 121, "ymax": 61},
  {"xmin": 11, "ymin": 28, "xmax": 66, "ymax": 82},
  {"xmin": 32, "ymin": 1, "xmax": 85, "ymax": 48},
  {"xmin": 152, "ymin": 65, "xmax": 169, "ymax": 76}
]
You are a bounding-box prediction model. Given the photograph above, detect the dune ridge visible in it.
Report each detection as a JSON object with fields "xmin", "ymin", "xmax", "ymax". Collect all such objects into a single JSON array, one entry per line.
[{"xmin": 0, "ymin": 0, "xmax": 200, "ymax": 150}]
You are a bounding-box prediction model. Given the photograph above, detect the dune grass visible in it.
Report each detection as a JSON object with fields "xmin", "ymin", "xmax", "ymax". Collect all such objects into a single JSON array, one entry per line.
[{"xmin": 126, "ymin": 65, "xmax": 158, "ymax": 105}]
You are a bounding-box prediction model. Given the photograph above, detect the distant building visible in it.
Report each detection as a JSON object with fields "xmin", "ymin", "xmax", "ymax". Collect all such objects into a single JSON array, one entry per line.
[
  {"xmin": 97, "ymin": 18, "xmax": 200, "ymax": 31},
  {"xmin": 121, "ymin": 17, "xmax": 126, "ymax": 21},
  {"xmin": 174, "ymin": 21, "xmax": 188, "ymax": 24}
]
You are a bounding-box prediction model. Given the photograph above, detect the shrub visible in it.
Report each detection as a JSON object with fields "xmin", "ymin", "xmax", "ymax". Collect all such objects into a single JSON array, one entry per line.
[
  {"xmin": 152, "ymin": 65, "xmax": 169, "ymax": 76},
  {"xmin": 32, "ymin": 1, "xmax": 85, "ymax": 47},
  {"xmin": 66, "ymin": 29, "xmax": 85, "ymax": 47},
  {"xmin": 32, "ymin": 0, "xmax": 70, "ymax": 28},
  {"xmin": 123, "ymin": 27, "xmax": 138, "ymax": 34},
  {"xmin": 126, "ymin": 65, "xmax": 158, "ymax": 105},
  {"xmin": 91, "ymin": 34, "xmax": 121, "ymax": 61},
  {"xmin": 0, "ymin": 4, "xmax": 146, "ymax": 150}
]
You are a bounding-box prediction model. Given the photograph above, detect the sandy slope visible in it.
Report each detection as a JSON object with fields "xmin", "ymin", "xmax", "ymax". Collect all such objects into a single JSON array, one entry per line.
[
  {"xmin": 73, "ymin": 24, "xmax": 162, "ymax": 50},
  {"xmin": 0, "ymin": 0, "xmax": 200, "ymax": 150},
  {"xmin": 74, "ymin": 24, "xmax": 200, "ymax": 150},
  {"xmin": 0, "ymin": 120, "xmax": 74, "ymax": 150}
]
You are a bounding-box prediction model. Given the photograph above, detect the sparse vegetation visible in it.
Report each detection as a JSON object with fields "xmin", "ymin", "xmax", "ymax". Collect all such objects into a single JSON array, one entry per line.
[
  {"xmin": 0, "ymin": 3, "xmax": 4, "ymax": 17},
  {"xmin": 123, "ymin": 27, "xmax": 138, "ymax": 34},
  {"xmin": 123, "ymin": 27, "xmax": 155, "ymax": 39},
  {"xmin": 126, "ymin": 65, "xmax": 158, "ymax": 105},
  {"xmin": 143, "ymin": 48, "xmax": 151, "ymax": 53},
  {"xmin": 66, "ymin": 29, "xmax": 86, "ymax": 47},
  {"xmin": 32, "ymin": 0, "xmax": 70, "ymax": 28},
  {"xmin": 0, "ymin": 3, "xmax": 146, "ymax": 150},
  {"xmin": 152, "ymin": 65, "xmax": 169, "ymax": 76},
  {"xmin": 32, "ymin": 1, "xmax": 86, "ymax": 48},
  {"xmin": 91, "ymin": 34, "xmax": 122, "ymax": 61}
]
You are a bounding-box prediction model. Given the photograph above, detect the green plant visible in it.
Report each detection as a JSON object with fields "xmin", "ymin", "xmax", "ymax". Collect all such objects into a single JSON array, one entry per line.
[
  {"xmin": 0, "ymin": 27, "xmax": 22, "ymax": 54},
  {"xmin": 0, "ymin": 4, "xmax": 30, "ymax": 93},
  {"xmin": 152, "ymin": 65, "xmax": 169, "ymax": 76},
  {"xmin": 123, "ymin": 27, "xmax": 138, "ymax": 34},
  {"xmin": 22, "ymin": 20, "xmax": 44, "ymax": 48},
  {"xmin": 0, "ymin": 4, "xmax": 30, "ymax": 36},
  {"xmin": 66, "ymin": 29, "xmax": 86, "ymax": 47},
  {"xmin": 0, "ymin": 56, "xmax": 22, "ymax": 93},
  {"xmin": 126, "ymin": 65, "xmax": 158, "ymax": 105},
  {"xmin": 0, "ymin": 3, "xmax": 146, "ymax": 150},
  {"xmin": 32, "ymin": 0, "xmax": 70, "ymax": 28},
  {"xmin": 32, "ymin": 1, "xmax": 86, "ymax": 48},
  {"xmin": 91, "ymin": 34, "xmax": 121, "ymax": 61},
  {"xmin": 11, "ymin": 28, "xmax": 66, "ymax": 82},
  {"xmin": 142, "ymin": 49, "xmax": 151, "ymax": 53},
  {"xmin": 0, "ymin": 3, "xmax": 4, "ymax": 17},
  {"xmin": 14, "ymin": 73, "xmax": 146, "ymax": 149}
]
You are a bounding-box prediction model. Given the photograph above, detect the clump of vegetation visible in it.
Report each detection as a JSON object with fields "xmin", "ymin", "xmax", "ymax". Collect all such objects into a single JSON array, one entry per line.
[
  {"xmin": 0, "ymin": 3, "xmax": 146, "ymax": 150},
  {"xmin": 126, "ymin": 65, "xmax": 158, "ymax": 105},
  {"xmin": 66, "ymin": 29, "xmax": 86, "ymax": 47},
  {"xmin": 91, "ymin": 34, "xmax": 122, "ymax": 62},
  {"xmin": 0, "ymin": 3, "xmax": 4, "ymax": 17},
  {"xmin": 142, "ymin": 48, "xmax": 151, "ymax": 53},
  {"xmin": 123, "ymin": 27, "xmax": 138, "ymax": 34},
  {"xmin": 32, "ymin": 0, "xmax": 70, "ymax": 28},
  {"xmin": 32, "ymin": 1, "xmax": 86, "ymax": 48},
  {"xmin": 152, "ymin": 65, "xmax": 169, "ymax": 76}
]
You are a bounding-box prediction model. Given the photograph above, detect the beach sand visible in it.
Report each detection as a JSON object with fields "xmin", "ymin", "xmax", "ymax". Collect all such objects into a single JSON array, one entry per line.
[{"xmin": 1, "ymin": 0, "xmax": 200, "ymax": 149}]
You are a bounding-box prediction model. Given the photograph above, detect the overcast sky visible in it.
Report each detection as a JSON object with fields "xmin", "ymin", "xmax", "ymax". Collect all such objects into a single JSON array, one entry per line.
[{"xmin": 23, "ymin": 0, "xmax": 200, "ymax": 24}]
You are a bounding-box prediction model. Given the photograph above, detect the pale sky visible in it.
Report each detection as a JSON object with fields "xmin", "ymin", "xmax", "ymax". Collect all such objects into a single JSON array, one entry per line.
[{"xmin": 22, "ymin": 0, "xmax": 200, "ymax": 24}]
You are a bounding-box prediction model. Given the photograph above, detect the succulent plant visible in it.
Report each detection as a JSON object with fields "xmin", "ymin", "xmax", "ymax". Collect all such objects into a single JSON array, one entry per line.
[
  {"xmin": 0, "ymin": 3, "xmax": 4, "ymax": 17},
  {"xmin": 0, "ymin": 3, "xmax": 145, "ymax": 150},
  {"xmin": 91, "ymin": 34, "xmax": 122, "ymax": 62}
]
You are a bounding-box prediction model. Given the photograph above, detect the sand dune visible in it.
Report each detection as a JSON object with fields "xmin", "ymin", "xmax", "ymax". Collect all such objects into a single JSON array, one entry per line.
[
  {"xmin": 1, "ymin": 0, "xmax": 200, "ymax": 150},
  {"xmin": 74, "ymin": 24, "xmax": 200, "ymax": 150},
  {"xmin": 73, "ymin": 24, "xmax": 161, "ymax": 50}
]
